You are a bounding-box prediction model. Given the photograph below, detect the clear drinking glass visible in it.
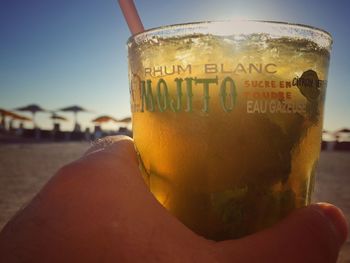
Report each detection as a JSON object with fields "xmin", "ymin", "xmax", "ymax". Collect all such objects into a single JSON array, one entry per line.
[{"xmin": 127, "ymin": 20, "xmax": 332, "ymax": 240}]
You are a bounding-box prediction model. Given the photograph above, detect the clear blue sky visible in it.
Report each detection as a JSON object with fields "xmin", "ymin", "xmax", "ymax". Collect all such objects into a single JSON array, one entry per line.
[{"xmin": 1, "ymin": 0, "xmax": 349, "ymax": 131}]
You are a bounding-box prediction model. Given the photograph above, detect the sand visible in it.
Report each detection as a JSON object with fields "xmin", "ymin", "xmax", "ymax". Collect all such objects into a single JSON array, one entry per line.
[{"xmin": 0, "ymin": 142, "xmax": 349, "ymax": 262}]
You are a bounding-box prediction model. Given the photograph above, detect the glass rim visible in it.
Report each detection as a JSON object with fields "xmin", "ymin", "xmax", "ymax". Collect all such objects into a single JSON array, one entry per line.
[{"xmin": 128, "ymin": 20, "xmax": 333, "ymax": 50}]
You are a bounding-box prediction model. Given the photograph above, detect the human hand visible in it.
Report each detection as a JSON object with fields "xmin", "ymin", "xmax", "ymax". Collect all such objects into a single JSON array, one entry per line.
[{"xmin": 0, "ymin": 136, "xmax": 347, "ymax": 263}]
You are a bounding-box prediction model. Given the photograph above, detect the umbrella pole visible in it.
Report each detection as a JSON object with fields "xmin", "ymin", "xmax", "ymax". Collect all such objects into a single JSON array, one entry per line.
[
  {"xmin": 75, "ymin": 112, "xmax": 77, "ymax": 125},
  {"xmin": 0, "ymin": 113, "xmax": 5, "ymax": 128},
  {"xmin": 32, "ymin": 112, "xmax": 36, "ymax": 128},
  {"xmin": 74, "ymin": 112, "xmax": 77, "ymax": 130}
]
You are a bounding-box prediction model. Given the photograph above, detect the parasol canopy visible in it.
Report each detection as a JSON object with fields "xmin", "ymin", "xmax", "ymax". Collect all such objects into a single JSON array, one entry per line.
[
  {"xmin": 10, "ymin": 113, "xmax": 32, "ymax": 121},
  {"xmin": 58, "ymin": 105, "xmax": 90, "ymax": 131},
  {"xmin": 1, "ymin": 108, "xmax": 17, "ymax": 128},
  {"xmin": 1, "ymin": 108, "xmax": 31, "ymax": 120},
  {"xmin": 59, "ymin": 105, "xmax": 89, "ymax": 113},
  {"xmin": 336, "ymin": 128, "xmax": 350, "ymax": 133},
  {"xmin": 334, "ymin": 128, "xmax": 350, "ymax": 142},
  {"xmin": 51, "ymin": 113, "xmax": 68, "ymax": 121},
  {"xmin": 14, "ymin": 104, "xmax": 46, "ymax": 127},
  {"xmin": 92, "ymin": 115, "xmax": 118, "ymax": 124},
  {"xmin": 118, "ymin": 116, "xmax": 132, "ymax": 123},
  {"xmin": 15, "ymin": 104, "xmax": 46, "ymax": 114},
  {"xmin": 0, "ymin": 108, "xmax": 16, "ymax": 117}
]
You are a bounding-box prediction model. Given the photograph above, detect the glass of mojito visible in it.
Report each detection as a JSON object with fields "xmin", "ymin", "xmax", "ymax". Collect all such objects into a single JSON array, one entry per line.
[{"xmin": 127, "ymin": 20, "xmax": 332, "ymax": 240}]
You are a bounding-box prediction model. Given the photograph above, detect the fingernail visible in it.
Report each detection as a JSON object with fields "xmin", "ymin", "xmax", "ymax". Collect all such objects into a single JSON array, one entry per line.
[{"xmin": 312, "ymin": 203, "xmax": 348, "ymax": 246}]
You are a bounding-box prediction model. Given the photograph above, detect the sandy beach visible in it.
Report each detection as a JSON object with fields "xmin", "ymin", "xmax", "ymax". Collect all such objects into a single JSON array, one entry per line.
[{"xmin": 0, "ymin": 142, "xmax": 349, "ymax": 262}]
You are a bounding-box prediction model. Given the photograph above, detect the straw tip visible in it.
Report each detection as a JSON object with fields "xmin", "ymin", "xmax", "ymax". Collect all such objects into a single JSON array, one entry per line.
[{"xmin": 118, "ymin": 0, "xmax": 144, "ymax": 35}]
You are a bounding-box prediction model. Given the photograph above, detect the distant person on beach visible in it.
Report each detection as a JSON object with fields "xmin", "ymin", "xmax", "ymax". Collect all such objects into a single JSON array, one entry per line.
[
  {"xmin": 0, "ymin": 136, "xmax": 347, "ymax": 262},
  {"xmin": 84, "ymin": 127, "xmax": 91, "ymax": 141},
  {"xmin": 15, "ymin": 123, "xmax": 24, "ymax": 137},
  {"xmin": 94, "ymin": 125, "xmax": 102, "ymax": 139},
  {"xmin": 34, "ymin": 127, "xmax": 41, "ymax": 140}
]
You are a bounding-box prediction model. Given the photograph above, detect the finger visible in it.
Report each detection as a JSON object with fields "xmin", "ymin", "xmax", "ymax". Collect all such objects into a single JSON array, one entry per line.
[{"xmin": 215, "ymin": 203, "xmax": 348, "ymax": 263}]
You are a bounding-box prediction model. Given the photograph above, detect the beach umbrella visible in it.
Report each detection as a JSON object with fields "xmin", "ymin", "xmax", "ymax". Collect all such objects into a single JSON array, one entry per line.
[
  {"xmin": 10, "ymin": 114, "xmax": 32, "ymax": 129},
  {"xmin": 335, "ymin": 128, "xmax": 350, "ymax": 142},
  {"xmin": 14, "ymin": 104, "xmax": 46, "ymax": 127},
  {"xmin": 336, "ymin": 128, "xmax": 350, "ymax": 133},
  {"xmin": 92, "ymin": 115, "xmax": 118, "ymax": 124},
  {"xmin": 334, "ymin": 128, "xmax": 350, "ymax": 138},
  {"xmin": 117, "ymin": 117, "xmax": 132, "ymax": 130},
  {"xmin": 118, "ymin": 116, "xmax": 132, "ymax": 123},
  {"xmin": 58, "ymin": 105, "xmax": 90, "ymax": 129},
  {"xmin": 1, "ymin": 108, "xmax": 32, "ymax": 130},
  {"xmin": 0, "ymin": 108, "xmax": 14, "ymax": 121},
  {"xmin": 50, "ymin": 113, "xmax": 68, "ymax": 131},
  {"xmin": 0, "ymin": 108, "xmax": 23, "ymax": 121},
  {"xmin": 51, "ymin": 113, "xmax": 68, "ymax": 126},
  {"xmin": 2, "ymin": 111, "xmax": 32, "ymax": 130},
  {"xmin": 92, "ymin": 115, "xmax": 119, "ymax": 132},
  {"xmin": 51, "ymin": 113, "xmax": 68, "ymax": 122},
  {"xmin": 0, "ymin": 108, "xmax": 16, "ymax": 129},
  {"xmin": 11, "ymin": 113, "xmax": 32, "ymax": 122},
  {"xmin": 0, "ymin": 108, "xmax": 15, "ymax": 117},
  {"xmin": 114, "ymin": 116, "xmax": 132, "ymax": 135}
]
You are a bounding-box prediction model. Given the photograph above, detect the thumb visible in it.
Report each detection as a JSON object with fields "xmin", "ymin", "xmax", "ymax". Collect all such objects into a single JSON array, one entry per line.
[{"xmin": 216, "ymin": 203, "xmax": 348, "ymax": 263}]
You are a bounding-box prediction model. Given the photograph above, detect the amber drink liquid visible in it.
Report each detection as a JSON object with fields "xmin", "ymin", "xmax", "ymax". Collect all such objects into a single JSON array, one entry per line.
[{"xmin": 127, "ymin": 21, "xmax": 332, "ymax": 240}]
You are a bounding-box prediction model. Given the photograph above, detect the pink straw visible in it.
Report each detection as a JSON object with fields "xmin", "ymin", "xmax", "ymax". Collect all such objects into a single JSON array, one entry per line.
[{"xmin": 118, "ymin": 0, "xmax": 144, "ymax": 35}]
